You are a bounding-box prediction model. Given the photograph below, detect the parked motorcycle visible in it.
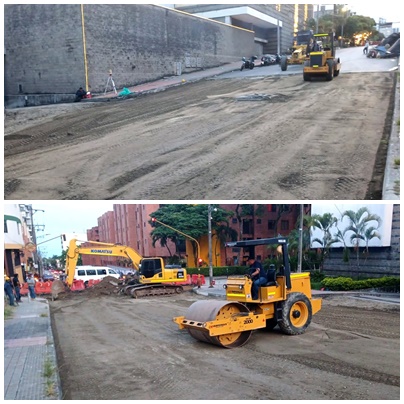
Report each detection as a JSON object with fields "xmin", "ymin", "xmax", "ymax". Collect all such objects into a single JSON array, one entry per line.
[{"xmin": 240, "ymin": 56, "xmax": 258, "ymax": 71}]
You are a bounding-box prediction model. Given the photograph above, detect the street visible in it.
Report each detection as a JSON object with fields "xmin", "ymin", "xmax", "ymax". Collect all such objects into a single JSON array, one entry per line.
[
  {"xmin": 49, "ymin": 291, "xmax": 399, "ymax": 400},
  {"xmin": 4, "ymin": 48, "xmax": 398, "ymax": 200}
]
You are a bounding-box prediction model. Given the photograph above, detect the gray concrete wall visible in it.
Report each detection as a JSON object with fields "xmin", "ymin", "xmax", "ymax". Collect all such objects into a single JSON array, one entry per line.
[
  {"xmin": 4, "ymin": 4, "xmax": 85, "ymax": 95},
  {"xmin": 4, "ymin": 4, "xmax": 255, "ymax": 97}
]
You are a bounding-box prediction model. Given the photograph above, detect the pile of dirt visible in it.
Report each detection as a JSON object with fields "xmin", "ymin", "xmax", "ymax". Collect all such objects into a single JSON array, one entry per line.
[{"xmin": 81, "ymin": 276, "xmax": 123, "ymax": 297}]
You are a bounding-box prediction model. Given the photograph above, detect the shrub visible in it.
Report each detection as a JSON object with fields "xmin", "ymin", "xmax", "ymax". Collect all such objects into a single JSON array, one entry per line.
[{"xmin": 321, "ymin": 276, "xmax": 400, "ymax": 292}]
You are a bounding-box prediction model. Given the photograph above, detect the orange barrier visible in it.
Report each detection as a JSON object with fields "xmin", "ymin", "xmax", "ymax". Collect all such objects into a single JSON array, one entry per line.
[
  {"xmin": 172, "ymin": 274, "xmax": 192, "ymax": 285},
  {"xmin": 87, "ymin": 279, "xmax": 102, "ymax": 287},
  {"xmin": 71, "ymin": 280, "xmax": 85, "ymax": 291},
  {"xmin": 191, "ymin": 274, "xmax": 206, "ymax": 285},
  {"xmin": 20, "ymin": 282, "xmax": 29, "ymax": 296},
  {"xmin": 35, "ymin": 281, "xmax": 53, "ymax": 295}
]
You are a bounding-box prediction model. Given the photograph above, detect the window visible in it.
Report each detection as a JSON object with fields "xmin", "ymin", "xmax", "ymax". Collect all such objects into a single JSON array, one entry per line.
[
  {"xmin": 97, "ymin": 269, "xmax": 107, "ymax": 275},
  {"xmin": 86, "ymin": 269, "xmax": 96, "ymax": 276},
  {"xmin": 78, "ymin": 270, "xmax": 86, "ymax": 276},
  {"xmin": 268, "ymin": 220, "xmax": 276, "ymax": 230},
  {"xmin": 242, "ymin": 219, "xmax": 253, "ymax": 234},
  {"xmin": 281, "ymin": 220, "xmax": 289, "ymax": 230},
  {"xmin": 257, "ymin": 219, "xmax": 261, "ymax": 224},
  {"xmin": 232, "ymin": 218, "xmax": 237, "ymax": 224},
  {"xmin": 271, "ymin": 205, "xmax": 277, "ymax": 212},
  {"xmin": 109, "ymin": 269, "xmax": 117, "ymax": 274}
]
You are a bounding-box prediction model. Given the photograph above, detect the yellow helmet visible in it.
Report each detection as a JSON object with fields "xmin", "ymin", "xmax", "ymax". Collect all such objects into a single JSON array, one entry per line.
[{"xmin": 5, "ymin": 276, "xmax": 10, "ymax": 281}]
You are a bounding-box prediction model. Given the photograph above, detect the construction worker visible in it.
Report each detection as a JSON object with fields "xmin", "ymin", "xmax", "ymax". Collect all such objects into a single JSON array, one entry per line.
[
  {"xmin": 75, "ymin": 87, "xmax": 86, "ymax": 102},
  {"xmin": 4, "ymin": 276, "xmax": 16, "ymax": 306},
  {"xmin": 247, "ymin": 257, "xmax": 267, "ymax": 300}
]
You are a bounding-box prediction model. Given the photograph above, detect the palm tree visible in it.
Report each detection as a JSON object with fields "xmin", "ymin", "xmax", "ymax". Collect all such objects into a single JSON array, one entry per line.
[
  {"xmin": 310, "ymin": 213, "xmax": 339, "ymax": 270},
  {"xmin": 342, "ymin": 207, "xmax": 382, "ymax": 268},
  {"xmin": 363, "ymin": 226, "xmax": 381, "ymax": 261}
]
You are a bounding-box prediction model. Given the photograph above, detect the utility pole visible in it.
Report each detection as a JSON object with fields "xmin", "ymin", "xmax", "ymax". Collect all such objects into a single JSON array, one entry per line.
[
  {"xmin": 208, "ymin": 204, "xmax": 213, "ymax": 287},
  {"xmin": 298, "ymin": 204, "xmax": 304, "ymax": 273}
]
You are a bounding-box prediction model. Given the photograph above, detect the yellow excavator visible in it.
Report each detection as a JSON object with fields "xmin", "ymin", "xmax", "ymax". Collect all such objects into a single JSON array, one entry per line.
[
  {"xmin": 65, "ymin": 239, "xmax": 187, "ymax": 298},
  {"xmin": 173, "ymin": 237, "xmax": 322, "ymax": 348}
]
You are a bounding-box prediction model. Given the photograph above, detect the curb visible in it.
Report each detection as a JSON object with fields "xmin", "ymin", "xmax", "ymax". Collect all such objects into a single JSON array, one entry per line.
[{"xmin": 382, "ymin": 62, "xmax": 400, "ymax": 199}]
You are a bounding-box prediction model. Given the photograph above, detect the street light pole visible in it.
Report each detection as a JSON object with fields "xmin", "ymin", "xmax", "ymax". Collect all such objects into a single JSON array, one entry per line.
[
  {"xmin": 208, "ymin": 204, "xmax": 213, "ymax": 287},
  {"xmin": 298, "ymin": 204, "xmax": 304, "ymax": 273}
]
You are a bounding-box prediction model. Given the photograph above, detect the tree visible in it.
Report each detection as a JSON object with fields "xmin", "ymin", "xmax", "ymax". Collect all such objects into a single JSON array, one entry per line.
[
  {"xmin": 342, "ymin": 207, "xmax": 382, "ymax": 267},
  {"xmin": 149, "ymin": 204, "xmax": 234, "ymax": 266},
  {"xmin": 310, "ymin": 213, "xmax": 339, "ymax": 270},
  {"xmin": 214, "ymin": 223, "xmax": 238, "ymax": 266}
]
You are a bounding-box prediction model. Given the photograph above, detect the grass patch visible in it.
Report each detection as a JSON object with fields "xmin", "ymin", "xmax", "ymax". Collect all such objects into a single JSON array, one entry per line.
[
  {"xmin": 43, "ymin": 359, "xmax": 54, "ymax": 378},
  {"xmin": 394, "ymin": 158, "xmax": 400, "ymax": 167},
  {"xmin": 4, "ymin": 306, "xmax": 14, "ymax": 319},
  {"xmin": 45, "ymin": 380, "xmax": 56, "ymax": 397},
  {"xmin": 40, "ymin": 313, "xmax": 48, "ymax": 318}
]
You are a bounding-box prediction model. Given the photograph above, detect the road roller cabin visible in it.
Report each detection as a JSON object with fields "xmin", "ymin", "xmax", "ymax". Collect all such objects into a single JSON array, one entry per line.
[{"xmin": 173, "ymin": 237, "xmax": 322, "ymax": 348}]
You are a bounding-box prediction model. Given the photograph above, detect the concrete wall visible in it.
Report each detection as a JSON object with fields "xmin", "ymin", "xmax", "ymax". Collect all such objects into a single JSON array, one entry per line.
[
  {"xmin": 4, "ymin": 4, "xmax": 255, "ymax": 97},
  {"xmin": 4, "ymin": 4, "xmax": 86, "ymax": 95}
]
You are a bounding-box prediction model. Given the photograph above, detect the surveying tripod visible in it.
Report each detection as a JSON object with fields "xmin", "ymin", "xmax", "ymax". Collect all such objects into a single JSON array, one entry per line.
[{"xmin": 104, "ymin": 69, "xmax": 117, "ymax": 95}]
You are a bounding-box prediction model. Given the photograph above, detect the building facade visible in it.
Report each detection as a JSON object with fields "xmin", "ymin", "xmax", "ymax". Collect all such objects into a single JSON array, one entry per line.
[
  {"xmin": 174, "ymin": 4, "xmax": 314, "ymax": 55},
  {"xmin": 4, "ymin": 204, "xmax": 37, "ymax": 280}
]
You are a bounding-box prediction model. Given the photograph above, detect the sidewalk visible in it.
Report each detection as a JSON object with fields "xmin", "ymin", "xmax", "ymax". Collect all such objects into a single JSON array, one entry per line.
[
  {"xmin": 3, "ymin": 296, "xmax": 61, "ymax": 400},
  {"xmin": 89, "ymin": 61, "xmax": 242, "ymax": 101}
]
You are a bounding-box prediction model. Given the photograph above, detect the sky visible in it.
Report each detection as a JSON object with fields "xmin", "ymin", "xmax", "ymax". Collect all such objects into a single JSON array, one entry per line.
[
  {"xmin": 345, "ymin": 2, "xmax": 399, "ymax": 22},
  {"xmin": 30, "ymin": 201, "xmax": 115, "ymax": 257}
]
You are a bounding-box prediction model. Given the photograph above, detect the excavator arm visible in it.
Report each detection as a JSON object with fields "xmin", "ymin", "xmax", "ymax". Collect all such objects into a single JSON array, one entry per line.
[{"xmin": 65, "ymin": 239, "xmax": 144, "ymax": 287}]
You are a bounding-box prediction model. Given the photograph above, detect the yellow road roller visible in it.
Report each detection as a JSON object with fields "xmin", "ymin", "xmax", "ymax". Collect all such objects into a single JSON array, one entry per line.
[{"xmin": 173, "ymin": 237, "xmax": 322, "ymax": 348}]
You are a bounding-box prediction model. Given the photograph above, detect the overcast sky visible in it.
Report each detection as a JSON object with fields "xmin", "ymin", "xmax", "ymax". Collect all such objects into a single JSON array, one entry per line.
[
  {"xmin": 29, "ymin": 201, "xmax": 115, "ymax": 257},
  {"xmin": 346, "ymin": 2, "xmax": 399, "ymax": 22}
]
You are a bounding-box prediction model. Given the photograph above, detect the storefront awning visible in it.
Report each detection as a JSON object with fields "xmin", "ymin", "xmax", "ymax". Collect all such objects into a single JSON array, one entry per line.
[{"xmin": 4, "ymin": 215, "xmax": 22, "ymax": 225}]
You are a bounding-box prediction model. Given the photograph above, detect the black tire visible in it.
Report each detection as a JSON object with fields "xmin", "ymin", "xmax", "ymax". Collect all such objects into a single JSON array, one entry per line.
[
  {"xmin": 280, "ymin": 56, "xmax": 288, "ymax": 71},
  {"xmin": 265, "ymin": 317, "xmax": 278, "ymax": 330},
  {"xmin": 250, "ymin": 63, "xmax": 254, "ymax": 70},
  {"xmin": 326, "ymin": 59, "xmax": 334, "ymax": 81},
  {"xmin": 278, "ymin": 292, "xmax": 312, "ymax": 335},
  {"xmin": 333, "ymin": 58, "xmax": 340, "ymax": 77},
  {"xmin": 240, "ymin": 64, "xmax": 245, "ymax": 71}
]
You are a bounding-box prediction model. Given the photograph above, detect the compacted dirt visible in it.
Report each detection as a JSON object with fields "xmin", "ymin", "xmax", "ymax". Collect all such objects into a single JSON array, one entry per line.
[
  {"xmin": 4, "ymin": 72, "xmax": 395, "ymax": 200},
  {"xmin": 49, "ymin": 282, "xmax": 400, "ymax": 400}
]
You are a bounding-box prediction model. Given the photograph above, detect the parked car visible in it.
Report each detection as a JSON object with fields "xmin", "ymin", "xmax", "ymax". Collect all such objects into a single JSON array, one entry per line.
[
  {"xmin": 42, "ymin": 271, "xmax": 55, "ymax": 281},
  {"xmin": 260, "ymin": 54, "xmax": 280, "ymax": 66}
]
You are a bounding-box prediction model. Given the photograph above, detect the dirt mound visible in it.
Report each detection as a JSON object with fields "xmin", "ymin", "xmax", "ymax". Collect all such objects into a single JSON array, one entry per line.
[{"xmin": 82, "ymin": 276, "xmax": 122, "ymax": 297}]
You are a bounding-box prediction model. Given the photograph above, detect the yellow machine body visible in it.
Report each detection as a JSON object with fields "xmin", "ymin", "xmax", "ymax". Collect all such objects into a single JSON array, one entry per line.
[
  {"xmin": 303, "ymin": 33, "xmax": 341, "ymax": 81},
  {"xmin": 173, "ymin": 237, "xmax": 322, "ymax": 348}
]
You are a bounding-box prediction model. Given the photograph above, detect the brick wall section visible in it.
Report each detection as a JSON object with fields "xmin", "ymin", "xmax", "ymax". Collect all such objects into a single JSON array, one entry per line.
[
  {"xmin": 5, "ymin": 4, "xmax": 255, "ymax": 95},
  {"xmin": 4, "ymin": 4, "xmax": 85, "ymax": 95}
]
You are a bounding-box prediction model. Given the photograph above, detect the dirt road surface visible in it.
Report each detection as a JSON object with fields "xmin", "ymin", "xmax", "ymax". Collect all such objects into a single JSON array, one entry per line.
[
  {"xmin": 50, "ymin": 290, "xmax": 399, "ymax": 400},
  {"xmin": 4, "ymin": 72, "xmax": 395, "ymax": 200}
]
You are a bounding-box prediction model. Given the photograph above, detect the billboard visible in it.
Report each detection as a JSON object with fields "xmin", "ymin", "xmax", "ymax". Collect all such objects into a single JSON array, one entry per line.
[{"xmin": 310, "ymin": 203, "xmax": 393, "ymax": 248}]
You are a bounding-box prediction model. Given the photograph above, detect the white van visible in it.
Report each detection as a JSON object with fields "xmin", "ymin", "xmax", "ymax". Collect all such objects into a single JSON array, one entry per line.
[{"xmin": 74, "ymin": 265, "xmax": 121, "ymax": 284}]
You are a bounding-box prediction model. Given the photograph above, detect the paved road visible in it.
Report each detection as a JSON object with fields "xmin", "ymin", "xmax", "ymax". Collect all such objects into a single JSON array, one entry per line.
[{"xmin": 219, "ymin": 47, "xmax": 399, "ymax": 79}]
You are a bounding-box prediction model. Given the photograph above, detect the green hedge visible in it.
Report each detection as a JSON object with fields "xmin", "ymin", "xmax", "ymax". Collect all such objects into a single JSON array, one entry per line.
[
  {"xmin": 187, "ymin": 266, "xmax": 247, "ymax": 277},
  {"xmin": 321, "ymin": 276, "xmax": 400, "ymax": 292}
]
